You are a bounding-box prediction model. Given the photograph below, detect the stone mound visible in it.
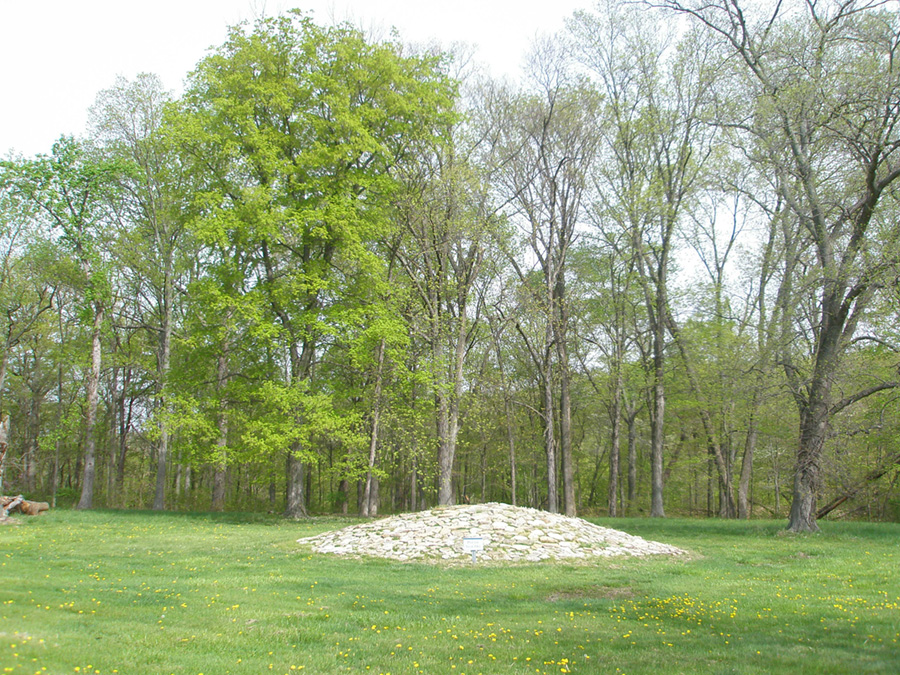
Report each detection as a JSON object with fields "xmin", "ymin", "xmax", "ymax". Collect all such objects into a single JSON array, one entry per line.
[{"xmin": 297, "ymin": 502, "xmax": 686, "ymax": 564}]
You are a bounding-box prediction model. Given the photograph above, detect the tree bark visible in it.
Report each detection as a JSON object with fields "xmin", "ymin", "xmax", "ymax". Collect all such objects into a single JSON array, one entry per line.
[
  {"xmin": 649, "ymin": 339, "xmax": 666, "ymax": 518},
  {"xmin": 542, "ymin": 358, "xmax": 559, "ymax": 514},
  {"xmin": 738, "ymin": 415, "xmax": 757, "ymax": 519},
  {"xmin": 211, "ymin": 342, "xmax": 230, "ymax": 511},
  {"xmin": 76, "ymin": 305, "xmax": 103, "ymax": 510},
  {"xmin": 361, "ymin": 339, "xmax": 386, "ymax": 517},
  {"xmin": 787, "ymin": 401, "xmax": 828, "ymax": 532},
  {"xmin": 608, "ymin": 375, "xmax": 622, "ymax": 517},
  {"xmin": 285, "ymin": 448, "xmax": 307, "ymax": 518},
  {"xmin": 0, "ymin": 415, "xmax": 9, "ymax": 495},
  {"xmin": 152, "ymin": 274, "xmax": 174, "ymax": 510}
]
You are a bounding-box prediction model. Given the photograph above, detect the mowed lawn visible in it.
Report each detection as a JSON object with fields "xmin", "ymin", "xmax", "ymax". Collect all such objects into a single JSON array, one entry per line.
[{"xmin": 1, "ymin": 510, "xmax": 897, "ymax": 675}]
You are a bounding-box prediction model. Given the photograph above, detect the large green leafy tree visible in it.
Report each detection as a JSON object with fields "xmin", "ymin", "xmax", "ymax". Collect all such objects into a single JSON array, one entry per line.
[{"xmin": 174, "ymin": 11, "xmax": 456, "ymax": 516}]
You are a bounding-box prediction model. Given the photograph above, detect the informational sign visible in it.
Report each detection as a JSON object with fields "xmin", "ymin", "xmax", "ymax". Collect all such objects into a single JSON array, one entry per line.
[
  {"xmin": 462, "ymin": 537, "xmax": 484, "ymax": 552},
  {"xmin": 463, "ymin": 536, "xmax": 484, "ymax": 562}
]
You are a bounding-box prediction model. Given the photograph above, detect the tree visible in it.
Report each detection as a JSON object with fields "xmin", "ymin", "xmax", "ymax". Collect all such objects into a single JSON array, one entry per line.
[
  {"xmin": 0, "ymin": 180, "xmax": 54, "ymax": 412},
  {"xmin": 657, "ymin": 0, "xmax": 900, "ymax": 531},
  {"xmin": 3, "ymin": 138, "xmax": 119, "ymax": 509},
  {"xmin": 392, "ymin": 113, "xmax": 497, "ymax": 507},
  {"xmin": 89, "ymin": 73, "xmax": 193, "ymax": 509},
  {"xmin": 571, "ymin": 1, "xmax": 718, "ymax": 517},
  {"xmin": 177, "ymin": 11, "xmax": 456, "ymax": 515},
  {"xmin": 489, "ymin": 41, "xmax": 602, "ymax": 516}
]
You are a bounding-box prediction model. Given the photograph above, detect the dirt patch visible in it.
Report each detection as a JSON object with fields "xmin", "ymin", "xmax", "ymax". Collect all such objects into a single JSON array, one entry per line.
[{"xmin": 547, "ymin": 585, "xmax": 636, "ymax": 602}]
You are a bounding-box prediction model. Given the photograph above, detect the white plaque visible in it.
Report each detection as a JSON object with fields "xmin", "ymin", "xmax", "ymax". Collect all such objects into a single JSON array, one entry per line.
[{"xmin": 462, "ymin": 537, "xmax": 484, "ymax": 552}]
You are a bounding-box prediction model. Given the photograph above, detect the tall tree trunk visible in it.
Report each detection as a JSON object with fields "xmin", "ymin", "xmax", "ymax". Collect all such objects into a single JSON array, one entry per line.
[
  {"xmin": 77, "ymin": 305, "xmax": 104, "ymax": 510},
  {"xmin": 107, "ymin": 366, "xmax": 119, "ymax": 502},
  {"xmin": 788, "ymin": 400, "xmax": 828, "ymax": 532},
  {"xmin": 556, "ymin": 345, "xmax": 576, "ymax": 517},
  {"xmin": 608, "ymin": 376, "xmax": 622, "ymax": 517},
  {"xmin": 285, "ymin": 448, "xmax": 307, "ymax": 518},
  {"xmin": 411, "ymin": 443, "xmax": 419, "ymax": 511},
  {"xmin": 0, "ymin": 415, "xmax": 9, "ymax": 495},
  {"xmin": 738, "ymin": 415, "xmax": 757, "ymax": 519},
  {"xmin": 51, "ymin": 351, "xmax": 63, "ymax": 508},
  {"xmin": 436, "ymin": 309, "xmax": 467, "ymax": 506},
  {"xmin": 152, "ymin": 287, "xmax": 173, "ymax": 510},
  {"xmin": 0, "ymin": 351, "xmax": 7, "ymax": 407},
  {"xmin": 491, "ymin": 324, "xmax": 518, "ymax": 507},
  {"xmin": 211, "ymin": 351, "xmax": 229, "ymax": 512},
  {"xmin": 626, "ymin": 408, "xmax": 638, "ymax": 511},
  {"xmin": 504, "ymin": 394, "xmax": 518, "ymax": 507},
  {"xmin": 436, "ymin": 387, "xmax": 454, "ymax": 505},
  {"xmin": 649, "ymin": 342, "xmax": 666, "ymax": 518},
  {"xmin": 361, "ymin": 339, "xmax": 386, "ymax": 517},
  {"xmin": 786, "ymin": 291, "xmax": 843, "ymax": 532},
  {"xmin": 116, "ymin": 385, "xmax": 132, "ymax": 506},
  {"xmin": 24, "ymin": 389, "xmax": 41, "ymax": 493},
  {"xmin": 542, "ymin": 361, "xmax": 559, "ymax": 514},
  {"xmin": 554, "ymin": 272, "xmax": 576, "ymax": 517}
]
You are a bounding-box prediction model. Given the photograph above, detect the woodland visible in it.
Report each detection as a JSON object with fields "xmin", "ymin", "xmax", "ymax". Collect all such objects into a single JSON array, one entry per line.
[{"xmin": 1, "ymin": 0, "xmax": 899, "ymax": 533}]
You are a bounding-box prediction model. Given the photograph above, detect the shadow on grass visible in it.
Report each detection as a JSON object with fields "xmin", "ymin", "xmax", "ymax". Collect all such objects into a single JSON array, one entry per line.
[
  {"xmin": 593, "ymin": 515, "xmax": 900, "ymax": 545},
  {"xmin": 84, "ymin": 507, "xmax": 369, "ymax": 528}
]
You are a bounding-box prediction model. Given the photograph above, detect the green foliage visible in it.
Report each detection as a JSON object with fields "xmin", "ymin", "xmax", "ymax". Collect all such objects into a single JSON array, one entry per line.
[{"xmin": 2, "ymin": 3, "xmax": 900, "ymax": 523}]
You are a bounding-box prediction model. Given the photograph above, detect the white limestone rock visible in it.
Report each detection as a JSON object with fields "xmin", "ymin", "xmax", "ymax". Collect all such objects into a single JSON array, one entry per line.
[{"xmin": 297, "ymin": 502, "xmax": 686, "ymax": 564}]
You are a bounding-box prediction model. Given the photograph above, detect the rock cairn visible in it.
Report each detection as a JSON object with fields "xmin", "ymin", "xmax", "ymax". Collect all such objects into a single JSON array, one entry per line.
[{"xmin": 297, "ymin": 502, "xmax": 686, "ymax": 564}]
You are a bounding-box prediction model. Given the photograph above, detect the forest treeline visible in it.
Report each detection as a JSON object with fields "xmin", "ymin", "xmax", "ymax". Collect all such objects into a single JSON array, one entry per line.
[{"xmin": 1, "ymin": 0, "xmax": 899, "ymax": 531}]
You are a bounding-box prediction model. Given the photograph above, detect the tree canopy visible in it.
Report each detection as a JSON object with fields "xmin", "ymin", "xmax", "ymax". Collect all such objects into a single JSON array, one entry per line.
[{"xmin": 1, "ymin": 2, "xmax": 898, "ymax": 529}]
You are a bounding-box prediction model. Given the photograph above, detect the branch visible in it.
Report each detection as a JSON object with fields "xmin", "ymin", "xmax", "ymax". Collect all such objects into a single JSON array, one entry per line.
[
  {"xmin": 850, "ymin": 335, "xmax": 900, "ymax": 352},
  {"xmin": 830, "ymin": 381, "xmax": 900, "ymax": 416}
]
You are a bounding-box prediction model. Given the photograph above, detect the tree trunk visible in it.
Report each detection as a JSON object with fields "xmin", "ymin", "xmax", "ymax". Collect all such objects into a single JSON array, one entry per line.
[
  {"xmin": 554, "ymin": 272, "xmax": 576, "ymax": 517},
  {"xmin": 285, "ymin": 448, "xmax": 307, "ymax": 518},
  {"xmin": 608, "ymin": 378, "xmax": 622, "ymax": 517},
  {"xmin": 493, "ymin": 333, "xmax": 518, "ymax": 507},
  {"xmin": 116, "ymin": 387, "xmax": 132, "ymax": 506},
  {"xmin": 557, "ymin": 338, "xmax": 576, "ymax": 517},
  {"xmin": 410, "ymin": 454, "xmax": 418, "ymax": 512},
  {"xmin": 787, "ymin": 402, "xmax": 827, "ymax": 532},
  {"xmin": 626, "ymin": 409, "xmax": 638, "ymax": 511},
  {"xmin": 211, "ymin": 347, "xmax": 229, "ymax": 511},
  {"xmin": 542, "ymin": 363, "xmax": 559, "ymax": 514},
  {"xmin": 436, "ymin": 389, "xmax": 454, "ymax": 505},
  {"xmin": 504, "ymin": 394, "xmax": 517, "ymax": 507},
  {"xmin": 649, "ymin": 355, "xmax": 666, "ymax": 518},
  {"xmin": 24, "ymin": 390, "xmax": 41, "ymax": 493},
  {"xmin": 738, "ymin": 415, "xmax": 757, "ymax": 519},
  {"xmin": 76, "ymin": 305, "xmax": 103, "ymax": 510},
  {"xmin": 361, "ymin": 339, "xmax": 386, "ymax": 517},
  {"xmin": 152, "ymin": 299, "xmax": 173, "ymax": 510},
  {"xmin": 0, "ymin": 415, "xmax": 9, "ymax": 495}
]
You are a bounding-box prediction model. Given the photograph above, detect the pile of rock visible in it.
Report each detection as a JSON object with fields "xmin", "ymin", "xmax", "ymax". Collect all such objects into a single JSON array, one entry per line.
[{"xmin": 297, "ymin": 502, "xmax": 686, "ymax": 564}]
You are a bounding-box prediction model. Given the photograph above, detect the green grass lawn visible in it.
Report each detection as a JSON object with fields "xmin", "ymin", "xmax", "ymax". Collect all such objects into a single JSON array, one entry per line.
[{"xmin": 1, "ymin": 510, "xmax": 897, "ymax": 675}]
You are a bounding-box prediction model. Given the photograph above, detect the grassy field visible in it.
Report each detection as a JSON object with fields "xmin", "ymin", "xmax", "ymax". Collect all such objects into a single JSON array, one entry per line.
[{"xmin": 0, "ymin": 510, "xmax": 897, "ymax": 675}]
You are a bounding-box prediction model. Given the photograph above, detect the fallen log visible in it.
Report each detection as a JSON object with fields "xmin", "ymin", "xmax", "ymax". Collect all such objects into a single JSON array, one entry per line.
[
  {"xmin": 1, "ymin": 495, "xmax": 49, "ymax": 517},
  {"xmin": 817, "ymin": 452, "xmax": 900, "ymax": 520},
  {"xmin": 1, "ymin": 494, "xmax": 24, "ymax": 518},
  {"xmin": 18, "ymin": 500, "xmax": 49, "ymax": 515}
]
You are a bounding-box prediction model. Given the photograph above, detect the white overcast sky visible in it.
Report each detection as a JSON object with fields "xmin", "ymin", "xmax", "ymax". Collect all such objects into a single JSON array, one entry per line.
[{"xmin": 0, "ymin": 0, "xmax": 591, "ymax": 158}]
